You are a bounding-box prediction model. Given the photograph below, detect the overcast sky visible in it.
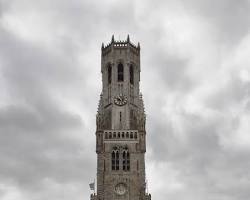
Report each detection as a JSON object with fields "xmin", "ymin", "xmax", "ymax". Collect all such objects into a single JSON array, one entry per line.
[{"xmin": 0, "ymin": 0, "xmax": 250, "ymax": 200}]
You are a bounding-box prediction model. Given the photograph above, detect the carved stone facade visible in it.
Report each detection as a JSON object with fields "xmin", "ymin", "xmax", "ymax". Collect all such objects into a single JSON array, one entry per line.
[{"xmin": 92, "ymin": 35, "xmax": 151, "ymax": 200}]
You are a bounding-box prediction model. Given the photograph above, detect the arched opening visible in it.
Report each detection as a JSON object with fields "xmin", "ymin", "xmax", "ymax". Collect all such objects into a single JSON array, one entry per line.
[
  {"xmin": 112, "ymin": 149, "xmax": 120, "ymax": 171},
  {"xmin": 108, "ymin": 65, "xmax": 112, "ymax": 84},
  {"xmin": 130, "ymin": 65, "xmax": 134, "ymax": 84},
  {"xmin": 118, "ymin": 63, "xmax": 124, "ymax": 82}
]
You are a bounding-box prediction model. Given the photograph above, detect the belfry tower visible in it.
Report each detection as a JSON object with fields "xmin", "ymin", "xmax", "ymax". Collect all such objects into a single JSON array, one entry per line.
[{"xmin": 91, "ymin": 35, "xmax": 151, "ymax": 200}]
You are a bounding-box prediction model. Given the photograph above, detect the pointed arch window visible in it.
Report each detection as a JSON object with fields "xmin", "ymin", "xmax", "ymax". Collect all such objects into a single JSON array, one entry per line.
[
  {"xmin": 118, "ymin": 63, "xmax": 124, "ymax": 82},
  {"xmin": 112, "ymin": 148, "xmax": 119, "ymax": 171},
  {"xmin": 130, "ymin": 65, "xmax": 134, "ymax": 85},
  {"xmin": 108, "ymin": 65, "xmax": 112, "ymax": 84},
  {"xmin": 122, "ymin": 149, "xmax": 130, "ymax": 171}
]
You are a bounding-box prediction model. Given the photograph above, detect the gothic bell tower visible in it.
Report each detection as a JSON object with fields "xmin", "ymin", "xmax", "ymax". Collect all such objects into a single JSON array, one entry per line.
[{"xmin": 91, "ymin": 35, "xmax": 151, "ymax": 200}]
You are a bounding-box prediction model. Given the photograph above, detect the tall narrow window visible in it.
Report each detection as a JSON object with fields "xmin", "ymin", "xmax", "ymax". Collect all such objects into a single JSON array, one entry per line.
[
  {"xmin": 127, "ymin": 152, "xmax": 130, "ymax": 171},
  {"xmin": 130, "ymin": 65, "xmax": 134, "ymax": 84},
  {"xmin": 112, "ymin": 151, "xmax": 116, "ymax": 170},
  {"xmin": 123, "ymin": 151, "xmax": 126, "ymax": 170},
  {"xmin": 108, "ymin": 65, "xmax": 112, "ymax": 103},
  {"xmin": 118, "ymin": 63, "xmax": 124, "ymax": 82},
  {"xmin": 115, "ymin": 151, "xmax": 119, "ymax": 170},
  {"xmin": 112, "ymin": 149, "xmax": 119, "ymax": 171},
  {"xmin": 108, "ymin": 65, "xmax": 112, "ymax": 84},
  {"xmin": 122, "ymin": 149, "xmax": 130, "ymax": 171}
]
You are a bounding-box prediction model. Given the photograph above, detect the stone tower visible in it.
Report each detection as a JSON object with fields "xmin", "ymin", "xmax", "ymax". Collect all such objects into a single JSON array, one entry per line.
[{"xmin": 91, "ymin": 35, "xmax": 151, "ymax": 200}]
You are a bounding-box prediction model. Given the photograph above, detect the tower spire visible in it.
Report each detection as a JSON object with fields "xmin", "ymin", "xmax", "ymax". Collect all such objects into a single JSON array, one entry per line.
[{"xmin": 127, "ymin": 34, "xmax": 130, "ymax": 43}]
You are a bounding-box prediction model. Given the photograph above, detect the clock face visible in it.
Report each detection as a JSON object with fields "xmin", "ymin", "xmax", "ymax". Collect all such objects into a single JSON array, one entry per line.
[
  {"xmin": 114, "ymin": 183, "xmax": 127, "ymax": 195},
  {"xmin": 114, "ymin": 94, "xmax": 127, "ymax": 106}
]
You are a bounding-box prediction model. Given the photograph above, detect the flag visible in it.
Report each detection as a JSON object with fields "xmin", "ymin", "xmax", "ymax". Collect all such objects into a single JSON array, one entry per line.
[{"xmin": 89, "ymin": 182, "xmax": 95, "ymax": 190}]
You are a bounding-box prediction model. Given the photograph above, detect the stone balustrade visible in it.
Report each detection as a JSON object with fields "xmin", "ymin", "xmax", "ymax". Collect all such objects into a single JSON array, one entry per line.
[{"xmin": 103, "ymin": 130, "xmax": 139, "ymax": 141}]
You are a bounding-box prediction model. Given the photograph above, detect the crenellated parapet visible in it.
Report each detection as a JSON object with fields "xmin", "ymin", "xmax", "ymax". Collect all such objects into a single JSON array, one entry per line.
[{"xmin": 101, "ymin": 35, "xmax": 140, "ymax": 57}]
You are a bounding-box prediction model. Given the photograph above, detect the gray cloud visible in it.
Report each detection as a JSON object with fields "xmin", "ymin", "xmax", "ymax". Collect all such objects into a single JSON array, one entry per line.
[
  {"xmin": 184, "ymin": 0, "xmax": 250, "ymax": 43},
  {"xmin": 1, "ymin": 0, "xmax": 250, "ymax": 200}
]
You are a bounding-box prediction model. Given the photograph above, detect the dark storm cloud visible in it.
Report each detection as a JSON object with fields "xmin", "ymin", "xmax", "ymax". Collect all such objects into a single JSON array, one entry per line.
[{"xmin": 1, "ymin": 0, "xmax": 250, "ymax": 200}]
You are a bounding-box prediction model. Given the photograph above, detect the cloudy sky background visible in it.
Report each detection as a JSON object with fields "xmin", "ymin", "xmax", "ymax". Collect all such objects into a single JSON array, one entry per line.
[{"xmin": 1, "ymin": 0, "xmax": 250, "ymax": 199}]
